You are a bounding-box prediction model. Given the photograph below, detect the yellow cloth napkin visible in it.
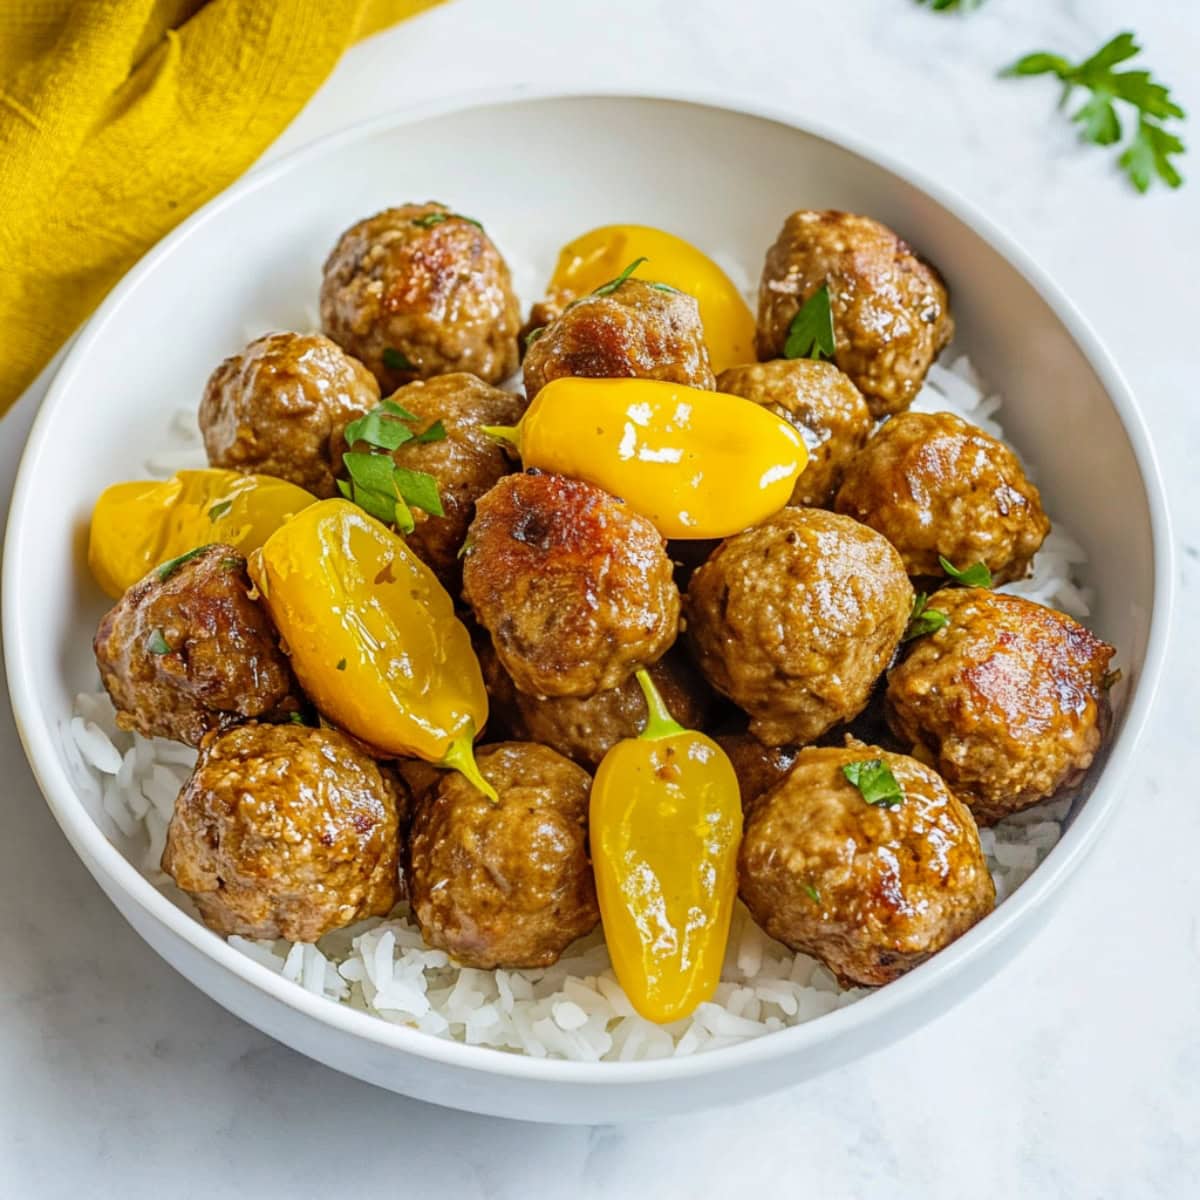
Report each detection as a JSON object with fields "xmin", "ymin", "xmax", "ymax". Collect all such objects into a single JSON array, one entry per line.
[{"xmin": 0, "ymin": 0, "xmax": 443, "ymax": 412}]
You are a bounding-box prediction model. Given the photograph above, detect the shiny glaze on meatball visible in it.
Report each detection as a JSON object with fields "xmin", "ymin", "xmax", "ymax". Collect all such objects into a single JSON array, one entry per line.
[
  {"xmin": 835, "ymin": 410, "xmax": 1050, "ymax": 583},
  {"xmin": 886, "ymin": 588, "xmax": 1114, "ymax": 824},
  {"xmin": 739, "ymin": 743, "xmax": 995, "ymax": 986},
  {"xmin": 332, "ymin": 372, "xmax": 524, "ymax": 588},
  {"xmin": 522, "ymin": 277, "xmax": 715, "ymax": 398},
  {"xmin": 93, "ymin": 545, "xmax": 300, "ymax": 747},
  {"xmin": 686, "ymin": 508, "xmax": 913, "ymax": 746},
  {"xmin": 199, "ymin": 332, "xmax": 380, "ymax": 498},
  {"xmin": 478, "ymin": 641, "xmax": 711, "ymax": 769},
  {"xmin": 320, "ymin": 203, "xmax": 521, "ymax": 392},
  {"xmin": 407, "ymin": 742, "xmax": 599, "ymax": 969},
  {"xmin": 756, "ymin": 211, "xmax": 953, "ymax": 417},
  {"xmin": 162, "ymin": 723, "xmax": 403, "ymax": 941},
  {"xmin": 716, "ymin": 359, "xmax": 874, "ymax": 507},
  {"xmin": 462, "ymin": 472, "xmax": 680, "ymax": 698}
]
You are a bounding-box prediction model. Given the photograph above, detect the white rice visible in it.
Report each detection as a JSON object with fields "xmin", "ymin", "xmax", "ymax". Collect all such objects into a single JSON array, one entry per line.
[{"xmin": 68, "ymin": 352, "xmax": 1093, "ymax": 1060}]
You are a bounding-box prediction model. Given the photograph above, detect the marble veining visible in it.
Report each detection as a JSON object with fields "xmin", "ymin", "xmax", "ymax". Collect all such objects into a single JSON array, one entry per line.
[{"xmin": 1, "ymin": 0, "xmax": 1197, "ymax": 1195}]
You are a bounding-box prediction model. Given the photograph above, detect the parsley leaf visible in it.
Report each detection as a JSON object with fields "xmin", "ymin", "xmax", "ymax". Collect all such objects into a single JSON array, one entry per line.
[
  {"xmin": 592, "ymin": 257, "xmax": 648, "ymax": 297},
  {"xmin": 208, "ymin": 499, "xmax": 233, "ymax": 522},
  {"xmin": 916, "ymin": 0, "xmax": 985, "ymax": 9},
  {"xmin": 343, "ymin": 399, "xmax": 445, "ymax": 454},
  {"xmin": 783, "ymin": 284, "xmax": 836, "ymax": 361},
  {"xmin": 382, "ymin": 347, "xmax": 416, "ymax": 373},
  {"xmin": 803, "ymin": 883, "xmax": 822, "ymax": 905},
  {"xmin": 524, "ymin": 326, "xmax": 545, "ymax": 349},
  {"xmin": 155, "ymin": 544, "xmax": 214, "ymax": 582},
  {"xmin": 903, "ymin": 593, "xmax": 949, "ymax": 642},
  {"xmin": 336, "ymin": 658, "xmax": 347, "ymax": 671},
  {"xmin": 412, "ymin": 211, "xmax": 483, "ymax": 230},
  {"xmin": 340, "ymin": 449, "xmax": 443, "ymax": 534},
  {"xmin": 147, "ymin": 629, "xmax": 172, "ymax": 655},
  {"xmin": 1003, "ymin": 31, "xmax": 1186, "ymax": 193},
  {"xmin": 286, "ymin": 711, "xmax": 307, "ymax": 725},
  {"xmin": 939, "ymin": 556, "xmax": 992, "ymax": 588},
  {"xmin": 842, "ymin": 759, "xmax": 904, "ymax": 808}
]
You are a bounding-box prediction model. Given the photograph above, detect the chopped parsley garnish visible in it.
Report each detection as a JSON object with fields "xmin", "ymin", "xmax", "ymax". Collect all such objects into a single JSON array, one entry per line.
[
  {"xmin": 1002, "ymin": 32, "xmax": 1186, "ymax": 193},
  {"xmin": 1102, "ymin": 668, "xmax": 1123, "ymax": 691},
  {"xmin": 650, "ymin": 281, "xmax": 682, "ymax": 294},
  {"xmin": 336, "ymin": 658, "xmax": 347, "ymax": 671},
  {"xmin": 381, "ymin": 347, "xmax": 416, "ymax": 373},
  {"xmin": 411, "ymin": 210, "xmax": 483, "ymax": 230},
  {"xmin": 286, "ymin": 711, "xmax": 307, "ymax": 725},
  {"xmin": 523, "ymin": 326, "xmax": 545, "ymax": 350},
  {"xmin": 591, "ymin": 257, "xmax": 648, "ymax": 297},
  {"xmin": 939, "ymin": 556, "xmax": 992, "ymax": 588},
  {"xmin": 147, "ymin": 629, "xmax": 172, "ymax": 655},
  {"xmin": 155, "ymin": 544, "xmax": 214, "ymax": 582},
  {"xmin": 803, "ymin": 883, "xmax": 822, "ymax": 905},
  {"xmin": 219, "ymin": 557, "xmax": 242, "ymax": 570},
  {"xmin": 783, "ymin": 283, "xmax": 836, "ymax": 361},
  {"xmin": 916, "ymin": 0, "xmax": 984, "ymax": 10},
  {"xmin": 343, "ymin": 398, "xmax": 428, "ymax": 452},
  {"xmin": 207, "ymin": 499, "xmax": 233, "ymax": 522},
  {"xmin": 842, "ymin": 759, "xmax": 904, "ymax": 808},
  {"xmin": 903, "ymin": 593, "xmax": 949, "ymax": 642}
]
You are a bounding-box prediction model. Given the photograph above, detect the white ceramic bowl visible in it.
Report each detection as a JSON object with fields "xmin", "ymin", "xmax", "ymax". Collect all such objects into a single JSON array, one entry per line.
[{"xmin": 4, "ymin": 90, "xmax": 1172, "ymax": 1124}]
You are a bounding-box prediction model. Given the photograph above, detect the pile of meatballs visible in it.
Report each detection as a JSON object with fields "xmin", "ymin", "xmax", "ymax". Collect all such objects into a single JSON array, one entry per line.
[{"xmin": 92, "ymin": 203, "xmax": 1116, "ymax": 994}]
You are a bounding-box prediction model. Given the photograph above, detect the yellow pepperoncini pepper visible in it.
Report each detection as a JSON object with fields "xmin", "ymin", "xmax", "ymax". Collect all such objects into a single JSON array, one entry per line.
[
  {"xmin": 539, "ymin": 224, "xmax": 756, "ymax": 372},
  {"xmin": 590, "ymin": 670, "xmax": 743, "ymax": 1023},
  {"xmin": 247, "ymin": 498, "xmax": 496, "ymax": 799},
  {"xmin": 483, "ymin": 378, "xmax": 807, "ymax": 539},
  {"xmin": 88, "ymin": 468, "xmax": 316, "ymax": 598}
]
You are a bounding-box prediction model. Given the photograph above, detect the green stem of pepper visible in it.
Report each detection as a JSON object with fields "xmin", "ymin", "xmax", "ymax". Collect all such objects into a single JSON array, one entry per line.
[
  {"xmin": 440, "ymin": 722, "xmax": 499, "ymax": 804},
  {"xmin": 479, "ymin": 423, "xmax": 522, "ymax": 451},
  {"xmin": 634, "ymin": 668, "xmax": 686, "ymax": 741}
]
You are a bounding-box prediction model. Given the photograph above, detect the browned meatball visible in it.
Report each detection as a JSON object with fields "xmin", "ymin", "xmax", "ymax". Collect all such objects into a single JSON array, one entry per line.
[
  {"xmin": 522, "ymin": 276, "xmax": 715, "ymax": 398},
  {"xmin": 479, "ymin": 642, "xmax": 710, "ymax": 769},
  {"xmin": 739, "ymin": 743, "xmax": 994, "ymax": 986},
  {"xmin": 717, "ymin": 359, "xmax": 874, "ymax": 507},
  {"xmin": 756, "ymin": 211, "xmax": 953, "ymax": 417},
  {"xmin": 462, "ymin": 472, "xmax": 680, "ymax": 698},
  {"xmin": 886, "ymin": 588, "xmax": 1114, "ymax": 824},
  {"xmin": 834, "ymin": 410, "xmax": 1050, "ymax": 583},
  {"xmin": 407, "ymin": 742, "xmax": 599, "ymax": 968},
  {"xmin": 715, "ymin": 733, "xmax": 798, "ymax": 815},
  {"xmin": 199, "ymin": 332, "xmax": 380, "ymax": 499},
  {"xmin": 162, "ymin": 723, "xmax": 402, "ymax": 941},
  {"xmin": 332, "ymin": 373, "xmax": 523, "ymax": 588},
  {"xmin": 687, "ymin": 509, "xmax": 912, "ymax": 746},
  {"xmin": 93, "ymin": 545, "xmax": 300, "ymax": 747},
  {"xmin": 320, "ymin": 203, "xmax": 520, "ymax": 392}
]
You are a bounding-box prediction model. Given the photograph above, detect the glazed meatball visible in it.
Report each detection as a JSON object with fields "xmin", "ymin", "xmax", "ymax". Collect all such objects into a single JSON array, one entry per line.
[
  {"xmin": 93, "ymin": 545, "xmax": 300, "ymax": 747},
  {"xmin": 716, "ymin": 359, "xmax": 874, "ymax": 507},
  {"xmin": 687, "ymin": 509, "xmax": 913, "ymax": 745},
  {"xmin": 715, "ymin": 733, "xmax": 798, "ymax": 814},
  {"xmin": 333, "ymin": 372, "xmax": 523, "ymax": 587},
  {"xmin": 199, "ymin": 332, "xmax": 380, "ymax": 498},
  {"xmin": 834, "ymin": 410, "xmax": 1050, "ymax": 583},
  {"xmin": 522, "ymin": 276, "xmax": 715, "ymax": 398},
  {"xmin": 407, "ymin": 742, "xmax": 599, "ymax": 968},
  {"xmin": 886, "ymin": 588, "xmax": 1115, "ymax": 824},
  {"xmin": 756, "ymin": 211, "xmax": 953, "ymax": 417},
  {"xmin": 479, "ymin": 642, "xmax": 710, "ymax": 769},
  {"xmin": 162, "ymin": 723, "xmax": 403, "ymax": 941},
  {"xmin": 462, "ymin": 472, "xmax": 680, "ymax": 698},
  {"xmin": 739, "ymin": 744, "xmax": 995, "ymax": 986},
  {"xmin": 320, "ymin": 203, "xmax": 521, "ymax": 392}
]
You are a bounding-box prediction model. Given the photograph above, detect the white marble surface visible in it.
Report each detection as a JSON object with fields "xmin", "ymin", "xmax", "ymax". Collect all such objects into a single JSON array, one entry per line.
[{"xmin": 2, "ymin": 0, "xmax": 1198, "ymax": 1194}]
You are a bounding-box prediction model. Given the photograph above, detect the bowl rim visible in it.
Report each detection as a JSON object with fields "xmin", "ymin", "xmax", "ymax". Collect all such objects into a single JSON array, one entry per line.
[{"xmin": 3, "ymin": 84, "xmax": 1175, "ymax": 1086}]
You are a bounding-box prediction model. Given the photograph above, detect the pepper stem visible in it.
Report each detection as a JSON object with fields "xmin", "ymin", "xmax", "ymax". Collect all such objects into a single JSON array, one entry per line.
[
  {"xmin": 479, "ymin": 423, "xmax": 522, "ymax": 452},
  {"xmin": 635, "ymin": 668, "xmax": 686, "ymax": 741},
  {"xmin": 440, "ymin": 724, "xmax": 499, "ymax": 804}
]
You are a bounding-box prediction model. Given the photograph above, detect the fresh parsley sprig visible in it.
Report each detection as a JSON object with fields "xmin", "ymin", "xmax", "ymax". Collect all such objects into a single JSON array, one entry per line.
[
  {"xmin": 783, "ymin": 283, "xmax": 836, "ymax": 362},
  {"xmin": 842, "ymin": 759, "xmax": 904, "ymax": 808},
  {"xmin": 411, "ymin": 210, "xmax": 484, "ymax": 230},
  {"xmin": 916, "ymin": 0, "xmax": 985, "ymax": 10},
  {"xmin": 903, "ymin": 593, "xmax": 948, "ymax": 642},
  {"xmin": 339, "ymin": 399, "xmax": 447, "ymax": 534},
  {"xmin": 939, "ymin": 556, "xmax": 992, "ymax": 588},
  {"xmin": 1003, "ymin": 32, "xmax": 1186, "ymax": 193}
]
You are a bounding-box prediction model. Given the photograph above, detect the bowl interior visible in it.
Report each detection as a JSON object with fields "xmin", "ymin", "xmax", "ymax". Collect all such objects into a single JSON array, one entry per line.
[{"xmin": 4, "ymin": 93, "xmax": 1162, "ymax": 1071}]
